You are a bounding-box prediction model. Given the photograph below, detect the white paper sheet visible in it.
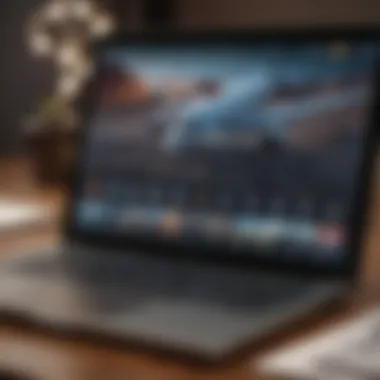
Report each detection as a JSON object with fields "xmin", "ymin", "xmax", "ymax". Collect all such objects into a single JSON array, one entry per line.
[
  {"xmin": 0, "ymin": 199, "xmax": 50, "ymax": 231},
  {"xmin": 256, "ymin": 308, "xmax": 380, "ymax": 380}
]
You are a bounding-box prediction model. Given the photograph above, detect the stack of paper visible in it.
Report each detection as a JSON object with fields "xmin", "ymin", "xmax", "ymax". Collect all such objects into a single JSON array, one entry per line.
[
  {"xmin": 0, "ymin": 199, "xmax": 51, "ymax": 232},
  {"xmin": 257, "ymin": 308, "xmax": 380, "ymax": 379}
]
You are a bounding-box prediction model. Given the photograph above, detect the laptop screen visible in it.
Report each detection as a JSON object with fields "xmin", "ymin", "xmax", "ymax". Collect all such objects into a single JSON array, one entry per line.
[{"xmin": 75, "ymin": 38, "xmax": 379, "ymax": 266}]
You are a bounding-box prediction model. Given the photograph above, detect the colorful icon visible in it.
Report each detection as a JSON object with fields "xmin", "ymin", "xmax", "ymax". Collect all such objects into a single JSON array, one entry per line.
[
  {"xmin": 121, "ymin": 208, "xmax": 144, "ymax": 228},
  {"xmin": 234, "ymin": 217, "xmax": 284, "ymax": 248},
  {"xmin": 285, "ymin": 221, "xmax": 316, "ymax": 245},
  {"xmin": 205, "ymin": 216, "xmax": 231, "ymax": 238},
  {"xmin": 254, "ymin": 219, "xmax": 285, "ymax": 247},
  {"xmin": 234, "ymin": 217, "xmax": 259, "ymax": 241},
  {"xmin": 317, "ymin": 224, "xmax": 345, "ymax": 247},
  {"xmin": 121, "ymin": 207, "xmax": 162, "ymax": 229},
  {"xmin": 160, "ymin": 210, "xmax": 183, "ymax": 237},
  {"xmin": 79, "ymin": 201, "xmax": 105, "ymax": 221}
]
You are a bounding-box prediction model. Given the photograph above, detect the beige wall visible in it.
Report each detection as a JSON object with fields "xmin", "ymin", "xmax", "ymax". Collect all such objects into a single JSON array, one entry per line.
[{"xmin": 178, "ymin": 0, "xmax": 380, "ymax": 29}]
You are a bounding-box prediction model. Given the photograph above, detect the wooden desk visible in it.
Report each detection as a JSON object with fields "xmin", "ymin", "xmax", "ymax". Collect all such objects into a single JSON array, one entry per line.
[{"xmin": 0, "ymin": 157, "xmax": 379, "ymax": 380}]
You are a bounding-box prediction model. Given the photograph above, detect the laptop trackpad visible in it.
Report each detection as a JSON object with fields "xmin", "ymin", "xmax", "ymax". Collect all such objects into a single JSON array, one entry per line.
[
  {"xmin": 104, "ymin": 300, "xmax": 272, "ymax": 353},
  {"xmin": 100, "ymin": 290, "xmax": 338, "ymax": 356},
  {"xmin": 0, "ymin": 272, "xmax": 342, "ymax": 356},
  {"xmin": 0, "ymin": 274, "xmax": 257, "ymax": 353}
]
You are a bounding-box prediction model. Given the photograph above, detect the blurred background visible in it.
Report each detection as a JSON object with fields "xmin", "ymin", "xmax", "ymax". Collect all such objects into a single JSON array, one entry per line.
[
  {"xmin": 1, "ymin": 0, "xmax": 380, "ymax": 157},
  {"xmin": 0, "ymin": 0, "xmax": 377, "ymax": 304},
  {"xmin": 0, "ymin": 0, "xmax": 379, "ymax": 280},
  {"xmin": 0, "ymin": 2, "xmax": 379, "ymax": 380}
]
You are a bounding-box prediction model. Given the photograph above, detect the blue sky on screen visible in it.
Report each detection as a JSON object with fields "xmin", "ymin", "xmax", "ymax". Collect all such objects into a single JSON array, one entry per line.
[{"xmin": 102, "ymin": 43, "xmax": 379, "ymax": 139}]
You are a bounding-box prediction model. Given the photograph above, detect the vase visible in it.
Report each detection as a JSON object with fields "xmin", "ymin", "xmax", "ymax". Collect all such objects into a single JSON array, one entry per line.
[{"xmin": 26, "ymin": 128, "xmax": 76, "ymax": 187}]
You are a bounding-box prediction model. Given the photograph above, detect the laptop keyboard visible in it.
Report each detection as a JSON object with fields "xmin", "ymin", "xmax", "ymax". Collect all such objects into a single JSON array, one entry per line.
[{"xmin": 11, "ymin": 249, "xmax": 320, "ymax": 310}]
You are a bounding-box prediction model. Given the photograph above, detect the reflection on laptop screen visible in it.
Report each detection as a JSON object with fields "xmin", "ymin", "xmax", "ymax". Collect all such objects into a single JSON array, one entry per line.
[{"xmin": 76, "ymin": 40, "xmax": 379, "ymax": 264}]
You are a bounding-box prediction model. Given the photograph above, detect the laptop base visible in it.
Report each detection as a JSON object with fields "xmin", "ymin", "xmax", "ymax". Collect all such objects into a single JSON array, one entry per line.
[{"xmin": 0, "ymin": 249, "xmax": 348, "ymax": 360}]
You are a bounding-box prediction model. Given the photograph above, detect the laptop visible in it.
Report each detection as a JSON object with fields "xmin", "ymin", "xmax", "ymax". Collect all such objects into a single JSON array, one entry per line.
[{"xmin": 0, "ymin": 30, "xmax": 378, "ymax": 360}]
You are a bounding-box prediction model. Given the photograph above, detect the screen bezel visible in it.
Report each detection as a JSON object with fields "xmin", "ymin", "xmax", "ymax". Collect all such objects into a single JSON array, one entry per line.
[{"xmin": 65, "ymin": 28, "xmax": 380, "ymax": 279}]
